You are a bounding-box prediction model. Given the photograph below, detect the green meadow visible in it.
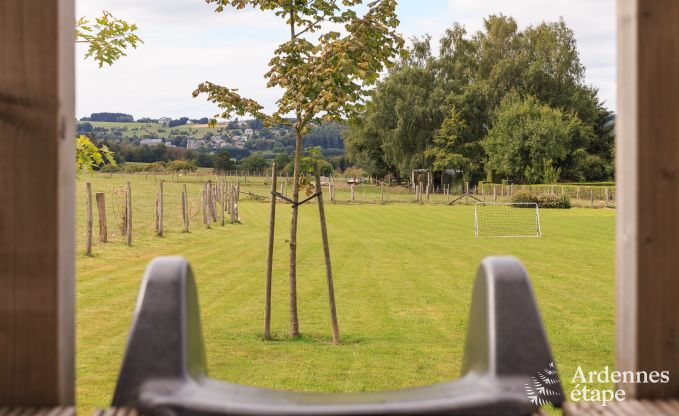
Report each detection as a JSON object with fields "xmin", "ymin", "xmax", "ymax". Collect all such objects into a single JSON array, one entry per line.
[{"xmin": 76, "ymin": 173, "xmax": 615, "ymax": 413}]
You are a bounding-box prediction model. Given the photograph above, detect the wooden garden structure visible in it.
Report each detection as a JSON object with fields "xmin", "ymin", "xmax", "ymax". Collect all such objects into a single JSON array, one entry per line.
[{"xmin": 1, "ymin": 0, "xmax": 679, "ymax": 413}]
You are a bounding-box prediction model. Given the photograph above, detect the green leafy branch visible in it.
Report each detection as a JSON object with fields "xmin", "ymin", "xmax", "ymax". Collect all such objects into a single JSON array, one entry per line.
[
  {"xmin": 76, "ymin": 10, "xmax": 143, "ymax": 67},
  {"xmin": 76, "ymin": 135, "xmax": 116, "ymax": 174},
  {"xmin": 195, "ymin": 0, "xmax": 405, "ymax": 136}
]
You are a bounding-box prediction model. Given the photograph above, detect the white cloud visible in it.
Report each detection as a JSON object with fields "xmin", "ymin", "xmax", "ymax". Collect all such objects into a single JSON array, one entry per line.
[
  {"xmin": 399, "ymin": 0, "xmax": 616, "ymax": 111},
  {"xmin": 76, "ymin": 0, "xmax": 617, "ymax": 118}
]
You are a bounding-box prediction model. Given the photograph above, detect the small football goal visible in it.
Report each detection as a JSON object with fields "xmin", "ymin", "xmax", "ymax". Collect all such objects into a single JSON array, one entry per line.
[{"xmin": 474, "ymin": 203, "xmax": 541, "ymax": 237}]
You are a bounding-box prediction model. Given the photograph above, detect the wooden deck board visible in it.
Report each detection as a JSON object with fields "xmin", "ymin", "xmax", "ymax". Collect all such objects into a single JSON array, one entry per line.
[
  {"xmin": 0, "ymin": 409, "xmax": 73, "ymax": 416},
  {"xmin": 565, "ymin": 400, "xmax": 679, "ymax": 415}
]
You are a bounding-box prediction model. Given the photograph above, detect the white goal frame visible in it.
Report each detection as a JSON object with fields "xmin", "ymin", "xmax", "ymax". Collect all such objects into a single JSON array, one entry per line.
[{"xmin": 474, "ymin": 202, "xmax": 542, "ymax": 238}]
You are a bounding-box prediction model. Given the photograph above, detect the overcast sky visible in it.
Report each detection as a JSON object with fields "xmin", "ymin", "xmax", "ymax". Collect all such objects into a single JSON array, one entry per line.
[{"xmin": 76, "ymin": 0, "xmax": 616, "ymax": 119}]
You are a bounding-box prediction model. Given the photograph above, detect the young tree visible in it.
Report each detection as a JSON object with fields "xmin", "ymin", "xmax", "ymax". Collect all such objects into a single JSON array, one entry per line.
[
  {"xmin": 213, "ymin": 149, "xmax": 235, "ymax": 173},
  {"xmin": 194, "ymin": 0, "xmax": 404, "ymax": 338}
]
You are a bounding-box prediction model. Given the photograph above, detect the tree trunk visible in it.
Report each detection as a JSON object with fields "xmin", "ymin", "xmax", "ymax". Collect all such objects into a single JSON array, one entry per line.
[{"xmin": 288, "ymin": 128, "xmax": 302, "ymax": 337}]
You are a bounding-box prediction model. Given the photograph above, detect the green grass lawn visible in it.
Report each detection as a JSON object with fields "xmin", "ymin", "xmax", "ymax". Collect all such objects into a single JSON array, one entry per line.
[{"xmin": 76, "ymin": 173, "xmax": 615, "ymax": 413}]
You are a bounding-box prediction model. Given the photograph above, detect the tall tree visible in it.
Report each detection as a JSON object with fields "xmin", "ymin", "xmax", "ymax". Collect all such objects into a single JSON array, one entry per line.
[
  {"xmin": 348, "ymin": 14, "xmax": 614, "ymax": 183},
  {"xmin": 345, "ymin": 36, "xmax": 439, "ymax": 178},
  {"xmin": 482, "ymin": 94, "xmax": 582, "ymax": 184},
  {"xmin": 195, "ymin": 0, "xmax": 404, "ymax": 337}
]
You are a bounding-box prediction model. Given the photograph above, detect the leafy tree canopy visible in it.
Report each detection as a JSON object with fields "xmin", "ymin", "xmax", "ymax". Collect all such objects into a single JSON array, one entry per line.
[
  {"xmin": 346, "ymin": 15, "xmax": 614, "ymax": 183},
  {"xmin": 194, "ymin": 0, "xmax": 405, "ymax": 135}
]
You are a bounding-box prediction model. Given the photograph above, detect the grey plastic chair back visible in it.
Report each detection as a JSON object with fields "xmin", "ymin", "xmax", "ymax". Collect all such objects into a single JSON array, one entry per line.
[{"xmin": 112, "ymin": 256, "xmax": 563, "ymax": 415}]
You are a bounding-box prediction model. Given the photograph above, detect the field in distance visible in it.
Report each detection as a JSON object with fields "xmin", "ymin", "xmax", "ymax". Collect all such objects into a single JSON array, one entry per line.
[
  {"xmin": 82, "ymin": 121, "xmax": 222, "ymax": 139},
  {"xmin": 76, "ymin": 173, "xmax": 615, "ymax": 413}
]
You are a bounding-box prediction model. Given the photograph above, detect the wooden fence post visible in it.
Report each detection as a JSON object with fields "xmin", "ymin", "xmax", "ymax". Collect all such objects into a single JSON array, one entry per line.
[
  {"xmin": 208, "ymin": 180, "xmax": 217, "ymax": 222},
  {"xmin": 159, "ymin": 180, "xmax": 164, "ymax": 236},
  {"xmin": 605, "ymin": 187, "xmax": 609, "ymax": 207},
  {"xmin": 226, "ymin": 182, "xmax": 231, "ymax": 214},
  {"xmin": 182, "ymin": 184, "xmax": 189, "ymax": 233},
  {"xmin": 85, "ymin": 182, "xmax": 93, "ymax": 256},
  {"xmin": 221, "ymin": 184, "xmax": 226, "ymax": 226},
  {"xmin": 351, "ymin": 183, "xmax": 356, "ymax": 202},
  {"xmin": 577, "ymin": 186, "xmax": 580, "ymax": 200},
  {"xmin": 203, "ymin": 184, "xmax": 211, "ymax": 229},
  {"xmin": 264, "ymin": 163, "xmax": 277, "ymax": 340},
  {"xmin": 230, "ymin": 184, "xmax": 235, "ymax": 224},
  {"xmin": 235, "ymin": 182, "xmax": 240, "ymax": 222},
  {"xmin": 590, "ymin": 188, "xmax": 594, "ymax": 207},
  {"xmin": 126, "ymin": 182, "xmax": 132, "ymax": 246},
  {"xmin": 314, "ymin": 164, "xmax": 340, "ymax": 345},
  {"xmin": 493, "ymin": 185, "xmax": 497, "ymax": 201},
  {"xmin": 155, "ymin": 192, "xmax": 160, "ymax": 234},
  {"xmin": 96, "ymin": 192, "xmax": 107, "ymax": 243}
]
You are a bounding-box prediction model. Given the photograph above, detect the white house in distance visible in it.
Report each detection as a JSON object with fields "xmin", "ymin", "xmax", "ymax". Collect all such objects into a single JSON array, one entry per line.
[
  {"xmin": 140, "ymin": 138, "xmax": 163, "ymax": 146},
  {"xmin": 186, "ymin": 139, "xmax": 203, "ymax": 150},
  {"xmin": 158, "ymin": 117, "xmax": 172, "ymax": 126}
]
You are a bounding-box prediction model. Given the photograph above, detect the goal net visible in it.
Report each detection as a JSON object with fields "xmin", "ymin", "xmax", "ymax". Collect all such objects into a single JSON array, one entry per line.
[{"xmin": 474, "ymin": 203, "xmax": 541, "ymax": 237}]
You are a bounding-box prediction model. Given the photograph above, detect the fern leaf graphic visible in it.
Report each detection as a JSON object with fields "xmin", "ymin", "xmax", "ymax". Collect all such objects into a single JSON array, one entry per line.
[{"xmin": 524, "ymin": 362, "xmax": 561, "ymax": 406}]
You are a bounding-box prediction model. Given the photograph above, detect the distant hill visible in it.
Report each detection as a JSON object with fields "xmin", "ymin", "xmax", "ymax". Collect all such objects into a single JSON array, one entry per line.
[{"xmin": 78, "ymin": 119, "xmax": 346, "ymax": 157}]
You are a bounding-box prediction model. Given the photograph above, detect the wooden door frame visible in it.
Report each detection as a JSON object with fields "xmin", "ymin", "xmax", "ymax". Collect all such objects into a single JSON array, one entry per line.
[
  {"xmin": 617, "ymin": 0, "xmax": 679, "ymax": 398},
  {"xmin": 0, "ymin": 0, "xmax": 75, "ymax": 405},
  {"xmin": 1, "ymin": 0, "xmax": 678, "ymax": 406}
]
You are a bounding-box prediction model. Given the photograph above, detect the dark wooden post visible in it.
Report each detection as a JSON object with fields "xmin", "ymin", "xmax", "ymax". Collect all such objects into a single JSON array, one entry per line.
[
  {"xmin": 85, "ymin": 182, "xmax": 93, "ymax": 256},
  {"xmin": 314, "ymin": 164, "xmax": 340, "ymax": 345},
  {"xmin": 181, "ymin": 184, "xmax": 189, "ymax": 233},
  {"xmin": 0, "ymin": 1, "xmax": 75, "ymax": 404},
  {"xmin": 155, "ymin": 192, "xmax": 160, "ymax": 235},
  {"xmin": 126, "ymin": 182, "xmax": 132, "ymax": 245},
  {"xmin": 221, "ymin": 183, "xmax": 226, "ymax": 227},
  {"xmin": 230, "ymin": 184, "xmax": 235, "ymax": 224},
  {"xmin": 158, "ymin": 180, "xmax": 164, "ymax": 236},
  {"xmin": 264, "ymin": 163, "xmax": 277, "ymax": 340},
  {"xmin": 617, "ymin": 0, "xmax": 679, "ymax": 398},
  {"xmin": 203, "ymin": 184, "xmax": 211, "ymax": 229},
  {"xmin": 96, "ymin": 192, "xmax": 107, "ymax": 243}
]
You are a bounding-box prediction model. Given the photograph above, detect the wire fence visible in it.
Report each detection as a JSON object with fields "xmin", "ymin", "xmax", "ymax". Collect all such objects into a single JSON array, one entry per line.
[
  {"xmin": 76, "ymin": 174, "xmax": 242, "ymax": 255},
  {"xmin": 76, "ymin": 172, "xmax": 616, "ymax": 254}
]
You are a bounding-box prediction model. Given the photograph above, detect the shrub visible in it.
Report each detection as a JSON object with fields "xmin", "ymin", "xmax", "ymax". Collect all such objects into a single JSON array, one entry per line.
[
  {"xmin": 167, "ymin": 159, "xmax": 198, "ymax": 172},
  {"xmin": 145, "ymin": 161, "xmax": 167, "ymax": 172},
  {"xmin": 559, "ymin": 194, "xmax": 572, "ymax": 209},
  {"xmin": 512, "ymin": 190, "xmax": 570, "ymax": 208},
  {"xmin": 123, "ymin": 164, "xmax": 146, "ymax": 173},
  {"xmin": 511, "ymin": 190, "xmax": 538, "ymax": 204},
  {"xmin": 99, "ymin": 164, "xmax": 121, "ymax": 173},
  {"xmin": 537, "ymin": 193, "xmax": 571, "ymax": 209}
]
